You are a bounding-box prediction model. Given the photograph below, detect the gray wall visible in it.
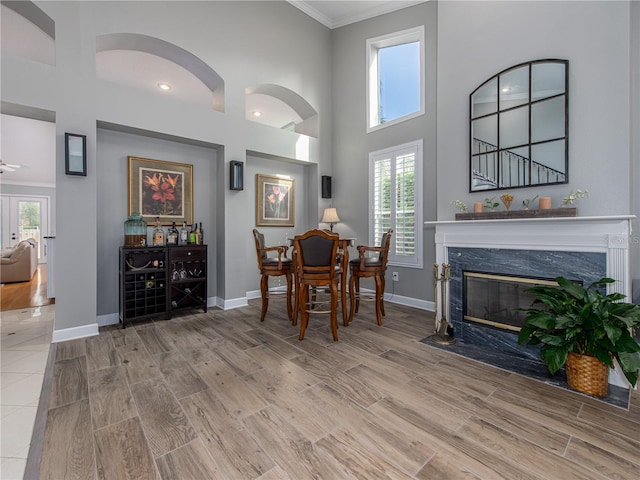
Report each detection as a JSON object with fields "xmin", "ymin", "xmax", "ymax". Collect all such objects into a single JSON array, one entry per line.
[
  {"xmin": 437, "ymin": 1, "xmax": 633, "ymax": 218},
  {"xmin": 331, "ymin": 1, "xmax": 438, "ymax": 303},
  {"xmin": 96, "ymin": 127, "xmax": 218, "ymax": 316},
  {"xmin": 437, "ymin": 0, "xmax": 638, "ymax": 299},
  {"xmin": 2, "ymin": 1, "xmax": 332, "ymax": 334},
  {"xmin": 2, "ymin": 1, "xmax": 638, "ymax": 334},
  {"xmin": 245, "ymin": 155, "xmax": 313, "ymax": 296},
  {"xmin": 331, "ymin": 0, "xmax": 637, "ymax": 305}
]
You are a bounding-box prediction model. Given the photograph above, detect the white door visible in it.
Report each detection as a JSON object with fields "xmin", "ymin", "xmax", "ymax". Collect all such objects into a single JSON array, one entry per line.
[{"xmin": 0, "ymin": 195, "xmax": 49, "ymax": 262}]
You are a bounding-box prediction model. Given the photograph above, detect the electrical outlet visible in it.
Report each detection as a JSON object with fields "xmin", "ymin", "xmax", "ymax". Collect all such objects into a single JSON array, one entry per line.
[{"xmin": 392, "ymin": 272, "xmax": 399, "ymax": 282}]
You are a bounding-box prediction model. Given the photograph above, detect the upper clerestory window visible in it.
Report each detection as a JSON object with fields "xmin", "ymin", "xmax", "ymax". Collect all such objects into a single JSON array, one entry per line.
[{"xmin": 366, "ymin": 26, "xmax": 425, "ymax": 133}]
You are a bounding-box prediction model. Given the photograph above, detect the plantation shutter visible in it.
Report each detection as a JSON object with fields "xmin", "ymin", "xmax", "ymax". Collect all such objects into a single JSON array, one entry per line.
[
  {"xmin": 369, "ymin": 140, "xmax": 422, "ymax": 267},
  {"xmin": 373, "ymin": 157, "xmax": 391, "ymax": 247},
  {"xmin": 395, "ymin": 152, "xmax": 415, "ymax": 256}
]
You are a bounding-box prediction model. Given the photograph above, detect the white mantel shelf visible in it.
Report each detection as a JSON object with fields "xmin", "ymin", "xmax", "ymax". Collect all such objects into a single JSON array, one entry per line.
[
  {"xmin": 424, "ymin": 214, "xmax": 636, "ymax": 227},
  {"xmin": 427, "ymin": 214, "xmax": 635, "ymax": 298}
]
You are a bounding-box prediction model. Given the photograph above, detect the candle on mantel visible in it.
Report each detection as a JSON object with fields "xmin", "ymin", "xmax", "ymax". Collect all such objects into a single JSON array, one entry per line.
[
  {"xmin": 539, "ymin": 197, "xmax": 552, "ymax": 210},
  {"xmin": 474, "ymin": 202, "xmax": 483, "ymax": 213}
]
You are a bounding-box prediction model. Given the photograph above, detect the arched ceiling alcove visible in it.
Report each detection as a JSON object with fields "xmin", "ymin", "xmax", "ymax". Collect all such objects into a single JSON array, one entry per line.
[
  {"xmin": 246, "ymin": 84, "xmax": 318, "ymax": 138},
  {"xmin": 1, "ymin": 1, "xmax": 55, "ymax": 65},
  {"xmin": 96, "ymin": 33, "xmax": 225, "ymax": 112}
]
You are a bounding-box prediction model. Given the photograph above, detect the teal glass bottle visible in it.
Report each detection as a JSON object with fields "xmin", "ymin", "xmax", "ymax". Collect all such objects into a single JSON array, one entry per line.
[{"xmin": 124, "ymin": 212, "xmax": 147, "ymax": 247}]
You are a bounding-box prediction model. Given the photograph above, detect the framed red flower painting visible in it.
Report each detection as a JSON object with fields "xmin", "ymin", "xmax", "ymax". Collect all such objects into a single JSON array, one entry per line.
[
  {"xmin": 256, "ymin": 174, "xmax": 294, "ymax": 227},
  {"xmin": 128, "ymin": 156, "xmax": 193, "ymax": 225}
]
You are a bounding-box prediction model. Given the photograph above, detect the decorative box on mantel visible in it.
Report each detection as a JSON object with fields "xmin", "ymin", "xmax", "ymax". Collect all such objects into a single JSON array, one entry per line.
[{"xmin": 455, "ymin": 207, "xmax": 577, "ymax": 221}]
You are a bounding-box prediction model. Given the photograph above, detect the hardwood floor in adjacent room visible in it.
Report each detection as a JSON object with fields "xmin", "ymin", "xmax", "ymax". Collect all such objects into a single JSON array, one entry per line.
[
  {"xmin": 35, "ymin": 300, "xmax": 640, "ymax": 479},
  {"xmin": 0, "ymin": 264, "xmax": 54, "ymax": 312}
]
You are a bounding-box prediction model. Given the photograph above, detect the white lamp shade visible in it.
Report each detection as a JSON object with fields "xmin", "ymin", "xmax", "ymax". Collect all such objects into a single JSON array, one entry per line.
[{"xmin": 321, "ymin": 207, "xmax": 340, "ymax": 224}]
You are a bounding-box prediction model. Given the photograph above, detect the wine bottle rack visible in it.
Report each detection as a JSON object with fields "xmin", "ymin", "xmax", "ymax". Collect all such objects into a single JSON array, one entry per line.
[
  {"xmin": 119, "ymin": 247, "xmax": 168, "ymax": 328},
  {"xmin": 119, "ymin": 245, "xmax": 207, "ymax": 328},
  {"xmin": 168, "ymin": 245, "xmax": 207, "ymax": 314}
]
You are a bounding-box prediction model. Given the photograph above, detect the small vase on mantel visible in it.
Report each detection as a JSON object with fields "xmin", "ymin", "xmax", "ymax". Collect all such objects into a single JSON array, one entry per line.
[
  {"xmin": 500, "ymin": 193, "xmax": 514, "ymax": 211},
  {"xmin": 539, "ymin": 197, "xmax": 552, "ymax": 210}
]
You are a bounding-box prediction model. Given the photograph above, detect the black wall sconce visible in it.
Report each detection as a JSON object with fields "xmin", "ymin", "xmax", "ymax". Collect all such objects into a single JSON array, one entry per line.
[
  {"xmin": 321, "ymin": 175, "xmax": 332, "ymax": 198},
  {"xmin": 65, "ymin": 133, "xmax": 87, "ymax": 176},
  {"xmin": 230, "ymin": 160, "xmax": 244, "ymax": 190}
]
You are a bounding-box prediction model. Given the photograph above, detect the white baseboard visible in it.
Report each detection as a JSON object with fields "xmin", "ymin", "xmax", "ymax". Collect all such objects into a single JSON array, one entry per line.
[
  {"xmin": 207, "ymin": 296, "xmax": 220, "ymax": 309},
  {"xmin": 220, "ymin": 296, "xmax": 249, "ymax": 310},
  {"xmin": 99, "ymin": 292, "xmax": 432, "ymax": 324},
  {"xmin": 247, "ymin": 287, "xmax": 434, "ymax": 312},
  {"xmin": 247, "ymin": 287, "xmax": 287, "ymax": 300},
  {"xmin": 52, "ymin": 323, "xmax": 99, "ymax": 343},
  {"xmin": 383, "ymin": 291, "xmax": 434, "ymax": 311},
  {"xmin": 247, "ymin": 289, "xmax": 261, "ymax": 300}
]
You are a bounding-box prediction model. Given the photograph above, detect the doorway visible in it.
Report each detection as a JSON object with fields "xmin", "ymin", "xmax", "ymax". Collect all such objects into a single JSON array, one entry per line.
[{"xmin": 0, "ymin": 194, "xmax": 50, "ymax": 262}]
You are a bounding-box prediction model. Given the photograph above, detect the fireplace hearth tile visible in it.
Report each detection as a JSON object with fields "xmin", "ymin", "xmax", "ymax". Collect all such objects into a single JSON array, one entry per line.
[
  {"xmin": 429, "ymin": 216, "xmax": 633, "ymax": 409},
  {"xmin": 420, "ymin": 335, "xmax": 630, "ymax": 409}
]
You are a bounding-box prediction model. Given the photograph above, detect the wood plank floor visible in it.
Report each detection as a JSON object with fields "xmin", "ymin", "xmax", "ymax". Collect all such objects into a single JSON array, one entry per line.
[
  {"xmin": 0, "ymin": 264, "xmax": 54, "ymax": 312},
  {"xmin": 36, "ymin": 300, "xmax": 640, "ymax": 479}
]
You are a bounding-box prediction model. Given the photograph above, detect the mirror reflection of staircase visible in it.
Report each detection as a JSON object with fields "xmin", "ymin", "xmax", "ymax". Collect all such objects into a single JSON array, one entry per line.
[
  {"xmin": 0, "ymin": 264, "xmax": 54, "ymax": 312},
  {"xmin": 472, "ymin": 138, "xmax": 566, "ymax": 190}
]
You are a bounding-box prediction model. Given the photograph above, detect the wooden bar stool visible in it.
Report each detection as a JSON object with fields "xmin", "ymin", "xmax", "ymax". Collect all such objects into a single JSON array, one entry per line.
[
  {"xmin": 252, "ymin": 229, "xmax": 293, "ymax": 323},
  {"xmin": 293, "ymin": 229, "xmax": 342, "ymax": 341},
  {"xmin": 348, "ymin": 229, "xmax": 393, "ymax": 326}
]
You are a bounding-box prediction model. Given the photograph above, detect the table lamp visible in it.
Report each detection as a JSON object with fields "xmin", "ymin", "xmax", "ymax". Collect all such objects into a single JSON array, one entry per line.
[{"xmin": 321, "ymin": 207, "xmax": 340, "ymax": 231}]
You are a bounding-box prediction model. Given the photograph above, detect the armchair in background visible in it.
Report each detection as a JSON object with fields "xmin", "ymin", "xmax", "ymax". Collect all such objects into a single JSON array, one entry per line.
[
  {"xmin": 252, "ymin": 229, "xmax": 293, "ymax": 323},
  {"xmin": 348, "ymin": 229, "xmax": 393, "ymax": 326}
]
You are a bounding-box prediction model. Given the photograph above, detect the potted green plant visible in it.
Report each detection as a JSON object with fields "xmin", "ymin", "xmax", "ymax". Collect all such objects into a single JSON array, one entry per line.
[
  {"xmin": 483, "ymin": 197, "xmax": 500, "ymax": 212},
  {"xmin": 518, "ymin": 277, "xmax": 640, "ymax": 397}
]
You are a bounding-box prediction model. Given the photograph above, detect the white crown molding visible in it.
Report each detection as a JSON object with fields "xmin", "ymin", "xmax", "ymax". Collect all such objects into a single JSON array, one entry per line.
[{"xmin": 287, "ymin": 1, "xmax": 428, "ymax": 29}]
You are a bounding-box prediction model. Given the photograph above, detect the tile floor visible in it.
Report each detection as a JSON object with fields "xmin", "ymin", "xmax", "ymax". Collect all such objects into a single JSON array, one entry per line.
[{"xmin": 1, "ymin": 306, "xmax": 54, "ymax": 480}]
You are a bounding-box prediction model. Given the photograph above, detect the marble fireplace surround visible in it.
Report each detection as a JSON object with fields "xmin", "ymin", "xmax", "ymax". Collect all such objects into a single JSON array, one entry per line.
[{"xmin": 426, "ymin": 215, "xmax": 635, "ymax": 389}]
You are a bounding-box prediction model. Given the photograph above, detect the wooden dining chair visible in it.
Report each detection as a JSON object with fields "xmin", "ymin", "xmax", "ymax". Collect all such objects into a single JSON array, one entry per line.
[
  {"xmin": 293, "ymin": 229, "xmax": 342, "ymax": 341},
  {"xmin": 252, "ymin": 229, "xmax": 293, "ymax": 323},
  {"xmin": 348, "ymin": 229, "xmax": 393, "ymax": 326}
]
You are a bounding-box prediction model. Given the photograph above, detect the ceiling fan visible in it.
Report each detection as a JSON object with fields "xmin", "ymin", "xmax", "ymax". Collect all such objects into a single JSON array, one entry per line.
[{"xmin": 0, "ymin": 160, "xmax": 23, "ymax": 173}]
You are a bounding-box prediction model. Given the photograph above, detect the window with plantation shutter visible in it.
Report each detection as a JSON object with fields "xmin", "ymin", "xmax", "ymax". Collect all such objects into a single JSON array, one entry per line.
[{"xmin": 369, "ymin": 140, "xmax": 423, "ymax": 268}]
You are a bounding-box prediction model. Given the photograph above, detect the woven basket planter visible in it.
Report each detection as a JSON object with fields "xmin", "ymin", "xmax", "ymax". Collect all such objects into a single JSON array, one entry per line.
[{"xmin": 565, "ymin": 352, "xmax": 609, "ymax": 397}]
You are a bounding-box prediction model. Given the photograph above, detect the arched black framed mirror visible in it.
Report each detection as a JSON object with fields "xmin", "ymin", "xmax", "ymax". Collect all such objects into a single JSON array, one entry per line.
[{"xmin": 470, "ymin": 59, "xmax": 568, "ymax": 192}]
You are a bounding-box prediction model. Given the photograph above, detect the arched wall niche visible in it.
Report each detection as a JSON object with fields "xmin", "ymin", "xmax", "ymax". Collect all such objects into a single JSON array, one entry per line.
[
  {"xmin": 96, "ymin": 33, "xmax": 225, "ymax": 112},
  {"xmin": 1, "ymin": 1, "xmax": 55, "ymax": 65},
  {"xmin": 246, "ymin": 84, "xmax": 319, "ymax": 138}
]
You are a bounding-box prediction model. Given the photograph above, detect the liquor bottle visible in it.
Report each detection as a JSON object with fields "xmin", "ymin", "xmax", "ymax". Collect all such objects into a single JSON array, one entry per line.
[
  {"xmin": 199, "ymin": 222, "xmax": 204, "ymax": 245},
  {"xmin": 152, "ymin": 217, "xmax": 165, "ymax": 246},
  {"xmin": 194, "ymin": 223, "xmax": 201, "ymax": 245},
  {"xmin": 189, "ymin": 222, "xmax": 197, "ymax": 244},
  {"xmin": 180, "ymin": 221, "xmax": 189, "ymax": 245},
  {"xmin": 167, "ymin": 222, "xmax": 179, "ymax": 245}
]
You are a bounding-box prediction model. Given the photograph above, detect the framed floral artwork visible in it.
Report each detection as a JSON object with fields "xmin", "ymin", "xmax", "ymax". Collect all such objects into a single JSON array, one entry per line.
[
  {"xmin": 256, "ymin": 174, "xmax": 294, "ymax": 227},
  {"xmin": 128, "ymin": 156, "xmax": 193, "ymax": 225}
]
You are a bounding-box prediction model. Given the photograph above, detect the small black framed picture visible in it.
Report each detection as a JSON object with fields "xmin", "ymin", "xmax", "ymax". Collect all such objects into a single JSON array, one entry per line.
[
  {"xmin": 65, "ymin": 133, "xmax": 86, "ymax": 176},
  {"xmin": 230, "ymin": 160, "xmax": 244, "ymax": 191}
]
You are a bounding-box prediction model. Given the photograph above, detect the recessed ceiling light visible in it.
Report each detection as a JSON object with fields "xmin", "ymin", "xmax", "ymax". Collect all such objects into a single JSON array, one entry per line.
[
  {"xmin": 158, "ymin": 82, "xmax": 172, "ymax": 91},
  {"xmin": 252, "ymin": 111, "xmax": 262, "ymax": 117},
  {"xmin": 501, "ymin": 87, "xmax": 510, "ymax": 93}
]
